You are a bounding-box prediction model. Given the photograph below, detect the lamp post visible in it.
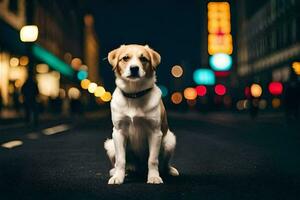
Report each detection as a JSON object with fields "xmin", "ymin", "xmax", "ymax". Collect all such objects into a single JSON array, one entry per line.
[
  {"xmin": 20, "ymin": 25, "xmax": 38, "ymax": 79},
  {"xmin": 20, "ymin": 0, "xmax": 38, "ymax": 79}
]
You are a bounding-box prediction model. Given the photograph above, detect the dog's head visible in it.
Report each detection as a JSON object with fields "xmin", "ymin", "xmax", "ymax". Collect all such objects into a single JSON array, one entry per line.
[{"xmin": 108, "ymin": 44, "xmax": 161, "ymax": 81}]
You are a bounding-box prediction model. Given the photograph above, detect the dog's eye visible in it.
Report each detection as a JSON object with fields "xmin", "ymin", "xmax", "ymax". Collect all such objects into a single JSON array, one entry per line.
[
  {"xmin": 140, "ymin": 56, "xmax": 149, "ymax": 63},
  {"xmin": 122, "ymin": 56, "xmax": 130, "ymax": 62}
]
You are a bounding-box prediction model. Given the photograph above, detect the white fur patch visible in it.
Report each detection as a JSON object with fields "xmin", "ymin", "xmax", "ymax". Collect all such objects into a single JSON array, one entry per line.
[
  {"xmin": 163, "ymin": 130, "xmax": 176, "ymax": 153},
  {"xmin": 104, "ymin": 139, "xmax": 115, "ymax": 160}
]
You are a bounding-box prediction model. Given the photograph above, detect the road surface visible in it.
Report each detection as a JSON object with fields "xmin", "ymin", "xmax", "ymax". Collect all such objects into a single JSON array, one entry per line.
[{"xmin": 1, "ymin": 112, "xmax": 300, "ymax": 200}]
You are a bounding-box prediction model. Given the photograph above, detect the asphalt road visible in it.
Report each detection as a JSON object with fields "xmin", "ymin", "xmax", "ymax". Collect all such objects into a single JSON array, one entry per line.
[{"xmin": 1, "ymin": 111, "xmax": 300, "ymax": 200}]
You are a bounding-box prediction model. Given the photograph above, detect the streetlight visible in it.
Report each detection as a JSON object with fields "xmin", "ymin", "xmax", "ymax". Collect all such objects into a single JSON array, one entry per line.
[
  {"xmin": 20, "ymin": 25, "xmax": 39, "ymax": 42},
  {"xmin": 20, "ymin": 25, "xmax": 39, "ymax": 77}
]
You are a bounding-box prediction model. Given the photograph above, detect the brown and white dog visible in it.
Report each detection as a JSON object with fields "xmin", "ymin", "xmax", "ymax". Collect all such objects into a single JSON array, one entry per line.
[{"xmin": 104, "ymin": 44, "xmax": 179, "ymax": 184}]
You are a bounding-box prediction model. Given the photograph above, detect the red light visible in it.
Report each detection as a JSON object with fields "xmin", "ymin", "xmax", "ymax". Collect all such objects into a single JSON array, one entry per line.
[
  {"xmin": 268, "ymin": 82, "xmax": 283, "ymax": 95},
  {"xmin": 244, "ymin": 86, "xmax": 251, "ymax": 98},
  {"xmin": 196, "ymin": 85, "xmax": 207, "ymax": 96},
  {"xmin": 215, "ymin": 84, "xmax": 226, "ymax": 96},
  {"xmin": 214, "ymin": 71, "xmax": 230, "ymax": 77}
]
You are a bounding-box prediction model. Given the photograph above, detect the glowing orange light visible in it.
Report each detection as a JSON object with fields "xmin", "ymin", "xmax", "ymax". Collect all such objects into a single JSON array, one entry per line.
[
  {"xmin": 171, "ymin": 92, "xmax": 183, "ymax": 104},
  {"xmin": 101, "ymin": 91, "xmax": 112, "ymax": 102},
  {"xmin": 19, "ymin": 56, "xmax": 29, "ymax": 66},
  {"xmin": 81, "ymin": 79, "xmax": 90, "ymax": 89},
  {"xmin": 71, "ymin": 58, "xmax": 82, "ymax": 70},
  {"xmin": 207, "ymin": 2, "xmax": 232, "ymax": 55},
  {"xmin": 184, "ymin": 88, "xmax": 197, "ymax": 100},
  {"xmin": 292, "ymin": 62, "xmax": 300, "ymax": 75},
  {"xmin": 250, "ymin": 84, "xmax": 262, "ymax": 98},
  {"xmin": 272, "ymin": 98, "xmax": 281, "ymax": 108}
]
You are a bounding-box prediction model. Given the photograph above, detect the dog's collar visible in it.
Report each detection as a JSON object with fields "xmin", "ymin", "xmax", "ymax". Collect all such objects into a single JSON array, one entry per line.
[{"xmin": 121, "ymin": 87, "xmax": 153, "ymax": 99}]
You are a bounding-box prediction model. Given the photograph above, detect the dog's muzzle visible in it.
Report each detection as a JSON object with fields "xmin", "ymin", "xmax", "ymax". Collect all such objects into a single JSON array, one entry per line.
[{"xmin": 128, "ymin": 66, "xmax": 140, "ymax": 78}]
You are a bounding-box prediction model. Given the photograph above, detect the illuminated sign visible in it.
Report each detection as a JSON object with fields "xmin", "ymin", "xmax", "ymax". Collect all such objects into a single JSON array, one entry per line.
[
  {"xmin": 33, "ymin": 44, "xmax": 75, "ymax": 77},
  {"xmin": 209, "ymin": 53, "xmax": 232, "ymax": 71},
  {"xmin": 207, "ymin": 2, "xmax": 233, "ymax": 55},
  {"xmin": 193, "ymin": 69, "xmax": 215, "ymax": 85}
]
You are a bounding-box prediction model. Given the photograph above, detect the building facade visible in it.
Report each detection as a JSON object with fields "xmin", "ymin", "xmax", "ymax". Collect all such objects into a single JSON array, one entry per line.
[
  {"xmin": 0, "ymin": 0, "xmax": 92, "ymax": 113},
  {"xmin": 236, "ymin": 0, "xmax": 300, "ymax": 88}
]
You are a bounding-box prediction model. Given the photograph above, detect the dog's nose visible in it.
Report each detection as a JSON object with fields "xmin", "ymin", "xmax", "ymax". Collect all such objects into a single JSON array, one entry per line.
[{"xmin": 130, "ymin": 66, "xmax": 139, "ymax": 76}]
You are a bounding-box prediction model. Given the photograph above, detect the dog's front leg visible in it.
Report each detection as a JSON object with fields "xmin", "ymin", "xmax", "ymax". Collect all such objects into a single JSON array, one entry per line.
[
  {"xmin": 108, "ymin": 128, "xmax": 126, "ymax": 184},
  {"xmin": 147, "ymin": 130, "xmax": 163, "ymax": 184}
]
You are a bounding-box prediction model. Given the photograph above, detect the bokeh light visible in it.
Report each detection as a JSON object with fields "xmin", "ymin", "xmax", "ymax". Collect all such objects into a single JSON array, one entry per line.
[
  {"xmin": 171, "ymin": 65, "xmax": 183, "ymax": 78},
  {"xmin": 171, "ymin": 92, "xmax": 183, "ymax": 104},
  {"xmin": 184, "ymin": 88, "xmax": 197, "ymax": 100},
  {"xmin": 20, "ymin": 25, "xmax": 39, "ymax": 42},
  {"xmin": 68, "ymin": 87, "xmax": 81, "ymax": 99},
  {"xmin": 236, "ymin": 99, "xmax": 250, "ymax": 110},
  {"xmin": 94, "ymin": 86, "xmax": 105, "ymax": 97},
  {"xmin": 195, "ymin": 85, "xmax": 207, "ymax": 97},
  {"xmin": 250, "ymin": 84, "xmax": 262, "ymax": 98},
  {"xmin": 81, "ymin": 79, "xmax": 90, "ymax": 89},
  {"xmin": 268, "ymin": 82, "xmax": 283, "ymax": 96},
  {"xmin": 210, "ymin": 53, "xmax": 232, "ymax": 71},
  {"xmin": 88, "ymin": 82, "xmax": 97, "ymax": 93},
  {"xmin": 101, "ymin": 91, "xmax": 112, "ymax": 102},
  {"xmin": 77, "ymin": 70, "xmax": 88, "ymax": 80},
  {"xmin": 36, "ymin": 64, "xmax": 49, "ymax": 74},
  {"xmin": 158, "ymin": 85, "xmax": 168, "ymax": 97},
  {"xmin": 272, "ymin": 98, "xmax": 281, "ymax": 108},
  {"xmin": 193, "ymin": 69, "xmax": 215, "ymax": 85},
  {"xmin": 214, "ymin": 84, "xmax": 226, "ymax": 96},
  {"xmin": 292, "ymin": 62, "xmax": 300, "ymax": 75},
  {"xmin": 19, "ymin": 56, "xmax": 29, "ymax": 66},
  {"xmin": 10, "ymin": 57, "xmax": 19, "ymax": 67},
  {"xmin": 71, "ymin": 58, "xmax": 82, "ymax": 70}
]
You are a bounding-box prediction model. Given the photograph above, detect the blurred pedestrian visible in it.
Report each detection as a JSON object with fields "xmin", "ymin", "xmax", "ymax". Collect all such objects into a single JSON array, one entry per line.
[
  {"xmin": 13, "ymin": 85, "xmax": 21, "ymax": 114},
  {"xmin": 21, "ymin": 76, "xmax": 39, "ymax": 126}
]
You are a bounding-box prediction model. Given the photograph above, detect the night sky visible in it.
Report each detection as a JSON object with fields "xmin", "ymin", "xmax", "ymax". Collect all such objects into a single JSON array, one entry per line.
[{"xmin": 86, "ymin": 0, "xmax": 204, "ymax": 91}]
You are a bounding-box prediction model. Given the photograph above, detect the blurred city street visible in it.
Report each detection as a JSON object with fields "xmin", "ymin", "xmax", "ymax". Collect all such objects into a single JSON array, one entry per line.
[
  {"xmin": 1, "ymin": 111, "xmax": 300, "ymax": 200},
  {"xmin": 1, "ymin": 0, "xmax": 300, "ymax": 199}
]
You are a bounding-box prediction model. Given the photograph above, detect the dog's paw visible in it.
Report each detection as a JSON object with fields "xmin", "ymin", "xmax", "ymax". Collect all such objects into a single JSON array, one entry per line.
[
  {"xmin": 169, "ymin": 166, "xmax": 179, "ymax": 176},
  {"xmin": 147, "ymin": 176, "xmax": 163, "ymax": 184},
  {"xmin": 109, "ymin": 168, "xmax": 116, "ymax": 177},
  {"xmin": 108, "ymin": 175, "xmax": 124, "ymax": 185}
]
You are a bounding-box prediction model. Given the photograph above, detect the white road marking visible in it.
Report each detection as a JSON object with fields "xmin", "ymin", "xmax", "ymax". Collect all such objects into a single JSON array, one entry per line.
[
  {"xmin": 1, "ymin": 140, "xmax": 23, "ymax": 149},
  {"xmin": 42, "ymin": 124, "xmax": 70, "ymax": 136}
]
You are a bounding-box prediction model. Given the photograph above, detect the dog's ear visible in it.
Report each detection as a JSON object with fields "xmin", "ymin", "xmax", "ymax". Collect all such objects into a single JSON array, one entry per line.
[
  {"xmin": 145, "ymin": 45, "xmax": 161, "ymax": 69},
  {"xmin": 108, "ymin": 45, "xmax": 124, "ymax": 70}
]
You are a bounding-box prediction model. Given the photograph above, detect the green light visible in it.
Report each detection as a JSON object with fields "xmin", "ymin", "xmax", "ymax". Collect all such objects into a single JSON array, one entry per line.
[{"xmin": 32, "ymin": 44, "xmax": 74, "ymax": 77}]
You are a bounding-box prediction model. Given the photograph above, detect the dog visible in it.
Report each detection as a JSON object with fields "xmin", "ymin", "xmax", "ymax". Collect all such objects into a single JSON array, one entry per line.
[{"xmin": 104, "ymin": 44, "xmax": 179, "ymax": 184}]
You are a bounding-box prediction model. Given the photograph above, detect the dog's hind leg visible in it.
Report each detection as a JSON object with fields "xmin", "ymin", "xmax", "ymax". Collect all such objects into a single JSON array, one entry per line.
[
  {"xmin": 162, "ymin": 130, "xmax": 179, "ymax": 176},
  {"xmin": 104, "ymin": 139, "xmax": 116, "ymax": 176}
]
